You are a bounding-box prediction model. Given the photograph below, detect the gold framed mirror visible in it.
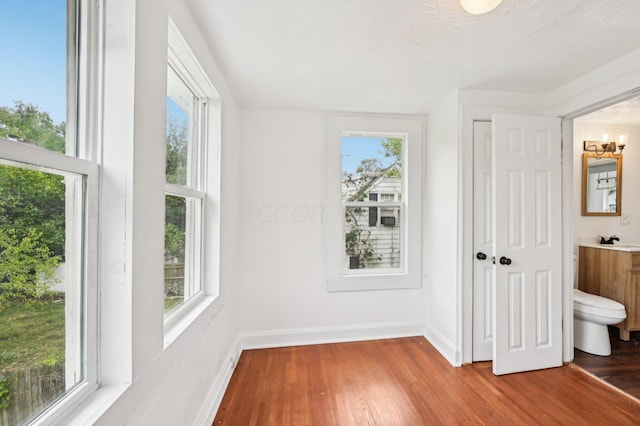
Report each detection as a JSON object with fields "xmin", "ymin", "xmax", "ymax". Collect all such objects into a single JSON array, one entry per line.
[{"xmin": 581, "ymin": 152, "xmax": 622, "ymax": 216}]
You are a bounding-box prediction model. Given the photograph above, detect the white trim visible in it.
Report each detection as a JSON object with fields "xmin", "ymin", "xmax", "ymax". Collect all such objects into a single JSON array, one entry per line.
[
  {"xmin": 561, "ymin": 117, "xmax": 575, "ymax": 363},
  {"xmin": 423, "ymin": 326, "xmax": 462, "ymax": 367},
  {"xmin": 238, "ymin": 322, "xmax": 425, "ymax": 351},
  {"xmin": 163, "ymin": 17, "xmax": 222, "ymax": 335},
  {"xmin": 193, "ymin": 335, "xmax": 241, "ymax": 426},
  {"xmin": 458, "ymin": 104, "xmax": 544, "ymax": 365},
  {"xmin": 0, "ymin": 138, "xmax": 97, "ymax": 176},
  {"xmin": 326, "ymin": 114, "xmax": 424, "ymax": 292}
]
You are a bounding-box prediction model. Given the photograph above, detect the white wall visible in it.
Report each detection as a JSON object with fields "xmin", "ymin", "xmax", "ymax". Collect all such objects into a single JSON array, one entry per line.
[
  {"xmin": 236, "ymin": 110, "xmax": 425, "ymax": 346},
  {"xmin": 573, "ymin": 122, "xmax": 640, "ymax": 251},
  {"xmin": 423, "ymin": 91, "xmax": 461, "ymax": 365}
]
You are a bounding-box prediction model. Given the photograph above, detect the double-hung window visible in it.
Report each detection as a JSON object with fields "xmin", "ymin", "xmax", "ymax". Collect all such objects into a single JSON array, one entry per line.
[
  {"xmin": 164, "ymin": 19, "xmax": 220, "ymax": 326},
  {"xmin": 342, "ymin": 136, "xmax": 404, "ymax": 271},
  {"xmin": 0, "ymin": 1, "xmax": 99, "ymax": 424},
  {"xmin": 326, "ymin": 116, "xmax": 423, "ymax": 291}
]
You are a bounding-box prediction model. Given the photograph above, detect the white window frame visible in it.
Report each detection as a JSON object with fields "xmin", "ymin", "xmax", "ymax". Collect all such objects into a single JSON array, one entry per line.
[
  {"xmin": 0, "ymin": 1, "xmax": 101, "ymax": 422},
  {"xmin": 0, "ymin": 140, "xmax": 99, "ymax": 411},
  {"xmin": 326, "ymin": 115, "xmax": 423, "ymax": 291},
  {"xmin": 163, "ymin": 18, "xmax": 221, "ymax": 334}
]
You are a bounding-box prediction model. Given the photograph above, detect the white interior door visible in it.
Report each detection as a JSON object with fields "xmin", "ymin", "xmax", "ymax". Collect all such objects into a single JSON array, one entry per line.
[
  {"xmin": 492, "ymin": 113, "xmax": 563, "ymax": 375},
  {"xmin": 472, "ymin": 121, "xmax": 493, "ymax": 361}
]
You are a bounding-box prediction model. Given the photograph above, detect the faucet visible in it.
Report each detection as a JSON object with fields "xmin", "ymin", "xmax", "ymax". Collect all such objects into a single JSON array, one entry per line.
[{"xmin": 599, "ymin": 235, "xmax": 620, "ymax": 245}]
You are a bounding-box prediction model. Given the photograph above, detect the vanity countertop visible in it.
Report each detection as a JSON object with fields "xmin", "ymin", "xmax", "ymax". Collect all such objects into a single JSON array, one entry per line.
[{"xmin": 579, "ymin": 243, "xmax": 640, "ymax": 252}]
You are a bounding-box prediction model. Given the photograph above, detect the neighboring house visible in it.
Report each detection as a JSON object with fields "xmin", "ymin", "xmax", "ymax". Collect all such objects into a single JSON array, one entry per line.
[{"xmin": 343, "ymin": 164, "xmax": 402, "ymax": 269}]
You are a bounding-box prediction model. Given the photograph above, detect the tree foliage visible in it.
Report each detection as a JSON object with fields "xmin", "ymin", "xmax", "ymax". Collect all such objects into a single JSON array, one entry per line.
[
  {"xmin": 345, "ymin": 208, "xmax": 380, "ymax": 269},
  {"xmin": 164, "ymin": 199, "xmax": 185, "ymax": 262},
  {"xmin": 165, "ymin": 111, "xmax": 188, "ymax": 185},
  {"xmin": 0, "ymin": 101, "xmax": 66, "ymax": 302},
  {"xmin": 0, "ymin": 228, "xmax": 60, "ymax": 305},
  {"xmin": 0, "ymin": 101, "xmax": 67, "ymax": 257},
  {"xmin": 0, "ymin": 101, "xmax": 66, "ymax": 153},
  {"xmin": 164, "ymin": 111, "xmax": 189, "ymax": 263},
  {"xmin": 381, "ymin": 137, "xmax": 402, "ymax": 164},
  {"xmin": 0, "ymin": 166, "xmax": 66, "ymax": 257}
]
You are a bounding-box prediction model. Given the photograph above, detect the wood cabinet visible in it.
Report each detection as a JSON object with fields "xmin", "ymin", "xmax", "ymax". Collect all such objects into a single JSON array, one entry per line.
[{"xmin": 578, "ymin": 245, "xmax": 640, "ymax": 340}]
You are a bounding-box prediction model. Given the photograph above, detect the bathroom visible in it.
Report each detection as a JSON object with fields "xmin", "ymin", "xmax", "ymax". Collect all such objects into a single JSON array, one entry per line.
[{"xmin": 572, "ymin": 95, "xmax": 640, "ymax": 398}]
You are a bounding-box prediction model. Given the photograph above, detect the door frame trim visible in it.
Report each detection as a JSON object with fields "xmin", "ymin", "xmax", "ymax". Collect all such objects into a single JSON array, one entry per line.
[
  {"xmin": 461, "ymin": 89, "xmax": 640, "ymax": 365},
  {"xmin": 460, "ymin": 104, "xmax": 545, "ymax": 364}
]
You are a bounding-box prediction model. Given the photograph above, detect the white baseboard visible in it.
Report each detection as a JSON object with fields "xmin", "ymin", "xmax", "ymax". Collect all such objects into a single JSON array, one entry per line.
[
  {"xmin": 238, "ymin": 321, "xmax": 425, "ymax": 350},
  {"xmin": 194, "ymin": 336, "xmax": 241, "ymax": 426},
  {"xmin": 423, "ymin": 326, "xmax": 461, "ymax": 366}
]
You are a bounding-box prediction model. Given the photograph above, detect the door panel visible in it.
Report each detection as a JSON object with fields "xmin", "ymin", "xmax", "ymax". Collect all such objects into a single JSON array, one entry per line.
[
  {"xmin": 492, "ymin": 114, "xmax": 562, "ymax": 375},
  {"xmin": 473, "ymin": 121, "xmax": 493, "ymax": 361}
]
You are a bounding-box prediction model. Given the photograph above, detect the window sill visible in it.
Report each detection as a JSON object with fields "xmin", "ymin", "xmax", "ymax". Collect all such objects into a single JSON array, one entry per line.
[
  {"xmin": 163, "ymin": 295, "xmax": 223, "ymax": 348},
  {"xmin": 36, "ymin": 383, "xmax": 128, "ymax": 426}
]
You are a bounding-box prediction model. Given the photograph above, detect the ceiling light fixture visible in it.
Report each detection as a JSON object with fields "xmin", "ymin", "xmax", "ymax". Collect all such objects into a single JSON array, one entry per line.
[{"xmin": 460, "ymin": 0, "xmax": 503, "ymax": 15}]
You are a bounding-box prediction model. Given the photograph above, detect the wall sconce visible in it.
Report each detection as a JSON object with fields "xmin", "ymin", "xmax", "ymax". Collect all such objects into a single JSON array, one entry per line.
[
  {"xmin": 460, "ymin": 0, "xmax": 503, "ymax": 15},
  {"xmin": 583, "ymin": 133, "xmax": 627, "ymax": 158}
]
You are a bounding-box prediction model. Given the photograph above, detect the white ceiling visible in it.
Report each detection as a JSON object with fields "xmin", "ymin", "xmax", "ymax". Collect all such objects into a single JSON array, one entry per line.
[
  {"xmin": 576, "ymin": 96, "xmax": 640, "ymax": 126},
  {"xmin": 188, "ymin": 0, "xmax": 640, "ymax": 115}
]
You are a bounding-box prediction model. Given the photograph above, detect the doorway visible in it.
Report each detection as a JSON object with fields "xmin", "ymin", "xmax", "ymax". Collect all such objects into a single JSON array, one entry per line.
[
  {"xmin": 471, "ymin": 115, "xmax": 563, "ymax": 375},
  {"xmin": 569, "ymin": 94, "xmax": 640, "ymax": 399}
]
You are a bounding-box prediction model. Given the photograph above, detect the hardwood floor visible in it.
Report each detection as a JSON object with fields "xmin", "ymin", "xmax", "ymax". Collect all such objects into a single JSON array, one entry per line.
[
  {"xmin": 213, "ymin": 337, "xmax": 640, "ymax": 425},
  {"xmin": 574, "ymin": 327, "xmax": 640, "ymax": 400}
]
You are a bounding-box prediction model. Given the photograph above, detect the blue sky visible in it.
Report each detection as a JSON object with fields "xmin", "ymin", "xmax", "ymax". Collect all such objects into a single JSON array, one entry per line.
[
  {"xmin": 342, "ymin": 136, "xmax": 394, "ymax": 175},
  {"xmin": 0, "ymin": 1, "xmax": 67, "ymax": 123}
]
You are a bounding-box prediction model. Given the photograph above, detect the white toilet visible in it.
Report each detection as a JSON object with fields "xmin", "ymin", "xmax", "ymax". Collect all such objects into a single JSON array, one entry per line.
[{"xmin": 573, "ymin": 288, "xmax": 626, "ymax": 356}]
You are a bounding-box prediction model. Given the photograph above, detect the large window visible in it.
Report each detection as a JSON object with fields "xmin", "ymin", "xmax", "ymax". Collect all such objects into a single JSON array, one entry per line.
[
  {"xmin": 164, "ymin": 20, "xmax": 219, "ymax": 326},
  {"xmin": 0, "ymin": 1, "xmax": 98, "ymax": 424},
  {"xmin": 326, "ymin": 116, "xmax": 423, "ymax": 291}
]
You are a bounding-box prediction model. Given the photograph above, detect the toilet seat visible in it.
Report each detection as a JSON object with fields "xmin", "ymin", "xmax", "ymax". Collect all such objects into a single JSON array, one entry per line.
[{"xmin": 574, "ymin": 289, "xmax": 626, "ymax": 320}]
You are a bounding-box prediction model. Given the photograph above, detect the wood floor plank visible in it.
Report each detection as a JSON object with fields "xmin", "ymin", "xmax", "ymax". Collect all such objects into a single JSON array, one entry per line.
[
  {"xmin": 214, "ymin": 337, "xmax": 640, "ymax": 425},
  {"xmin": 573, "ymin": 328, "xmax": 640, "ymax": 400}
]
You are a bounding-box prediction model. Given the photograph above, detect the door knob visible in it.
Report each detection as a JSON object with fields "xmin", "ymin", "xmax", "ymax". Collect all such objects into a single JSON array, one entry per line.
[
  {"xmin": 499, "ymin": 256, "xmax": 512, "ymax": 265},
  {"xmin": 476, "ymin": 252, "xmax": 487, "ymax": 260}
]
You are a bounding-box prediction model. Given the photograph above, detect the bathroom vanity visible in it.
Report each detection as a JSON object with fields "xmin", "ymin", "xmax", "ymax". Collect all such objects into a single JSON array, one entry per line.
[{"xmin": 578, "ymin": 244, "xmax": 640, "ymax": 340}]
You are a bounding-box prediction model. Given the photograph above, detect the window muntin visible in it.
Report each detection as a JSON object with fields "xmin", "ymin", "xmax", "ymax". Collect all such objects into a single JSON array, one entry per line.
[{"xmin": 342, "ymin": 135, "xmax": 404, "ymax": 272}]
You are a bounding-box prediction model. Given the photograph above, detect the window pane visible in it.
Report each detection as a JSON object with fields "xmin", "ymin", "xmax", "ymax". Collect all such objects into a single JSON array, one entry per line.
[
  {"xmin": 342, "ymin": 135, "xmax": 403, "ymax": 271},
  {"xmin": 0, "ymin": 163, "xmax": 84, "ymax": 425},
  {"xmin": 166, "ymin": 66, "xmax": 199, "ymax": 188},
  {"xmin": 345, "ymin": 206, "xmax": 401, "ymax": 269},
  {"xmin": 0, "ymin": 1, "xmax": 68, "ymax": 154},
  {"xmin": 164, "ymin": 194, "xmax": 186, "ymax": 313},
  {"xmin": 342, "ymin": 136, "xmax": 402, "ymax": 202}
]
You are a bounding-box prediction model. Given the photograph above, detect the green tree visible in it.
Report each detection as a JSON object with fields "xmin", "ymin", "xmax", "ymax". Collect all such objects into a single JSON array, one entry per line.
[
  {"xmin": 0, "ymin": 228, "xmax": 60, "ymax": 306},
  {"xmin": 355, "ymin": 158, "xmax": 383, "ymax": 175},
  {"xmin": 0, "ymin": 166, "xmax": 66, "ymax": 258},
  {"xmin": 380, "ymin": 137, "xmax": 402, "ymax": 178},
  {"xmin": 164, "ymin": 110, "xmax": 190, "ymax": 264},
  {"xmin": 0, "ymin": 102, "xmax": 67, "ymax": 258},
  {"xmin": 165, "ymin": 112, "xmax": 188, "ymax": 185},
  {"xmin": 0, "ymin": 101, "xmax": 66, "ymax": 153},
  {"xmin": 164, "ymin": 196, "xmax": 186, "ymax": 262},
  {"xmin": 380, "ymin": 137, "xmax": 402, "ymax": 164}
]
